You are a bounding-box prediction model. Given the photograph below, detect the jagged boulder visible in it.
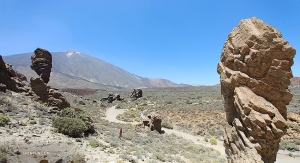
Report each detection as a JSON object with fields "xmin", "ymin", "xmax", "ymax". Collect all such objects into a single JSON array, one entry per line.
[
  {"xmin": 142, "ymin": 113, "xmax": 162, "ymax": 133},
  {"xmin": 30, "ymin": 48, "xmax": 52, "ymax": 83},
  {"xmin": 130, "ymin": 89, "xmax": 143, "ymax": 99},
  {"xmin": 0, "ymin": 55, "xmax": 28, "ymax": 92},
  {"xmin": 29, "ymin": 77, "xmax": 70, "ymax": 110},
  {"xmin": 217, "ymin": 17, "xmax": 296, "ymax": 163}
]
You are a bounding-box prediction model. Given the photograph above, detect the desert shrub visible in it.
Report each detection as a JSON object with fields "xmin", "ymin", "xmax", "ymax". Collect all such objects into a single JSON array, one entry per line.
[
  {"xmin": 79, "ymin": 101, "xmax": 85, "ymax": 105},
  {"xmin": 152, "ymin": 152, "xmax": 165, "ymax": 161},
  {"xmin": 186, "ymin": 100, "xmax": 193, "ymax": 104},
  {"xmin": 71, "ymin": 152, "xmax": 86, "ymax": 163},
  {"xmin": 108, "ymin": 148, "xmax": 115, "ymax": 154},
  {"xmin": 58, "ymin": 107, "xmax": 95, "ymax": 133},
  {"xmin": 52, "ymin": 116, "xmax": 87, "ymax": 137},
  {"xmin": 286, "ymin": 142, "xmax": 299, "ymax": 151},
  {"xmin": 210, "ymin": 138, "xmax": 217, "ymax": 145},
  {"xmin": 161, "ymin": 120, "xmax": 173, "ymax": 129},
  {"xmin": 89, "ymin": 139, "xmax": 100, "ymax": 148},
  {"xmin": 20, "ymin": 121, "xmax": 27, "ymax": 126},
  {"xmin": 204, "ymin": 136, "xmax": 209, "ymax": 142},
  {"xmin": 0, "ymin": 147, "xmax": 7, "ymax": 163},
  {"xmin": 293, "ymin": 138, "xmax": 300, "ymax": 145},
  {"xmin": 280, "ymin": 140, "xmax": 299, "ymax": 151},
  {"xmin": 0, "ymin": 113, "xmax": 10, "ymax": 126},
  {"xmin": 117, "ymin": 109, "xmax": 141, "ymax": 122},
  {"xmin": 39, "ymin": 118, "xmax": 46, "ymax": 125},
  {"xmin": 19, "ymin": 101, "xmax": 27, "ymax": 105}
]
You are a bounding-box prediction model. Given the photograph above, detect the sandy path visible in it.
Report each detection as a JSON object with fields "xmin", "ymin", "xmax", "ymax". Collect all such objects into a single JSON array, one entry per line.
[
  {"xmin": 105, "ymin": 106, "xmax": 300, "ymax": 162},
  {"xmin": 105, "ymin": 106, "xmax": 140, "ymax": 125}
]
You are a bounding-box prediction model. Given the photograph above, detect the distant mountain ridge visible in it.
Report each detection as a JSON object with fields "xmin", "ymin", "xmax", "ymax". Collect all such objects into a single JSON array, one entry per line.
[{"xmin": 3, "ymin": 51, "xmax": 186, "ymax": 89}]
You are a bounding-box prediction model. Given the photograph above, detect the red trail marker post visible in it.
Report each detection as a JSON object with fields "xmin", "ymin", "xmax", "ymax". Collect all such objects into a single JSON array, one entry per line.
[{"xmin": 119, "ymin": 128, "xmax": 122, "ymax": 139}]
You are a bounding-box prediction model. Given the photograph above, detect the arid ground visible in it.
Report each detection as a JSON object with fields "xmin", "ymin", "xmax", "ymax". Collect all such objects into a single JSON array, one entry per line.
[{"xmin": 1, "ymin": 86, "xmax": 299, "ymax": 162}]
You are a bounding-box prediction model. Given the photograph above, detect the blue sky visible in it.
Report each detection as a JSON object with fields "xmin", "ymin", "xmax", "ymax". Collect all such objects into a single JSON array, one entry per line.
[{"xmin": 0, "ymin": 1, "xmax": 299, "ymax": 85}]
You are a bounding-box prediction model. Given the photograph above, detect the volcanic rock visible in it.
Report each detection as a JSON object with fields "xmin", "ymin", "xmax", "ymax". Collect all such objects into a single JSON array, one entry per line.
[
  {"xmin": 130, "ymin": 89, "xmax": 143, "ymax": 99},
  {"xmin": 0, "ymin": 55, "xmax": 28, "ymax": 92},
  {"xmin": 142, "ymin": 113, "xmax": 162, "ymax": 133},
  {"xmin": 217, "ymin": 17, "xmax": 295, "ymax": 162},
  {"xmin": 30, "ymin": 48, "xmax": 52, "ymax": 83},
  {"xmin": 29, "ymin": 77, "xmax": 70, "ymax": 110}
]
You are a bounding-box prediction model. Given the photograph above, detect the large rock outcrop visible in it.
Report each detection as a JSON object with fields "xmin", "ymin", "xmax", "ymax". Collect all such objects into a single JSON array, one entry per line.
[
  {"xmin": 29, "ymin": 77, "xmax": 70, "ymax": 111},
  {"xmin": 0, "ymin": 55, "xmax": 28, "ymax": 92},
  {"xmin": 29, "ymin": 48, "xmax": 69, "ymax": 111},
  {"xmin": 217, "ymin": 17, "xmax": 296, "ymax": 162},
  {"xmin": 30, "ymin": 48, "xmax": 52, "ymax": 83}
]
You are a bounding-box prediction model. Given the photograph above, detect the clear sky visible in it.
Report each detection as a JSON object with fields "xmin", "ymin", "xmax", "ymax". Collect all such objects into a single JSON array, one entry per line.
[{"xmin": 0, "ymin": 1, "xmax": 299, "ymax": 85}]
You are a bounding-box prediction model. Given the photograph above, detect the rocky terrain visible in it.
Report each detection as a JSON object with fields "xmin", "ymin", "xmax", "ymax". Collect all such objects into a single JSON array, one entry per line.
[{"xmin": 1, "ymin": 17, "xmax": 300, "ymax": 163}]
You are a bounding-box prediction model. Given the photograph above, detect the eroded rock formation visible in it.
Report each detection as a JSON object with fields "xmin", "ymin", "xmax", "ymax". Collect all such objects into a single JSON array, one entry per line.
[
  {"xmin": 142, "ymin": 113, "xmax": 162, "ymax": 133},
  {"xmin": 100, "ymin": 92, "xmax": 124, "ymax": 103},
  {"xmin": 0, "ymin": 55, "xmax": 28, "ymax": 92},
  {"xmin": 29, "ymin": 48, "xmax": 69, "ymax": 111},
  {"xmin": 30, "ymin": 48, "xmax": 52, "ymax": 83},
  {"xmin": 29, "ymin": 77, "xmax": 70, "ymax": 110},
  {"xmin": 217, "ymin": 17, "xmax": 296, "ymax": 162},
  {"xmin": 130, "ymin": 89, "xmax": 143, "ymax": 99}
]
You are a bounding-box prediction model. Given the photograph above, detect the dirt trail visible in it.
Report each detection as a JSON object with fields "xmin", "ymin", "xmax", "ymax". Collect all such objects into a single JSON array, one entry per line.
[{"xmin": 105, "ymin": 106, "xmax": 300, "ymax": 162}]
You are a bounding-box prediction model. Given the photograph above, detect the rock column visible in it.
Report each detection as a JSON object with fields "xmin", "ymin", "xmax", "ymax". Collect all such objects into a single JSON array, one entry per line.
[{"xmin": 217, "ymin": 17, "xmax": 296, "ymax": 162}]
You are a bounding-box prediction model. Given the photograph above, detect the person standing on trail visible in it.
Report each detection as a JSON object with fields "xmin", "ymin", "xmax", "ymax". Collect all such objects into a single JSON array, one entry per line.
[{"xmin": 119, "ymin": 128, "xmax": 122, "ymax": 139}]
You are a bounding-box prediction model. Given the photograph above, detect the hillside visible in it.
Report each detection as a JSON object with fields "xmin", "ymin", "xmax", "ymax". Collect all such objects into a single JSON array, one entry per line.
[
  {"xmin": 291, "ymin": 77, "xmax": 300, "ymax": 86},
  {"xmin": 3, "ymin": 51, "xmax": 185, "ymax": 89}
]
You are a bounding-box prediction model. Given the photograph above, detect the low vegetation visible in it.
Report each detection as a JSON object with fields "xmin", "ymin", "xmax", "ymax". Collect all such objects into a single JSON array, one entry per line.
[
  {"xmin": 52, "ymin": 107, "xmax": 95, "ymax": 137},
  {"xmin": 0, "ymin": 113, "xmax": 10, "ymax": 126}
]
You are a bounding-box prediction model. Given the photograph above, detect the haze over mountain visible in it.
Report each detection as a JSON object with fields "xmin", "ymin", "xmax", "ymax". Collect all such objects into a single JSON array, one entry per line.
[{"xmin": 3, "ymin": 51, "xmax": 187, "ymax": 89}]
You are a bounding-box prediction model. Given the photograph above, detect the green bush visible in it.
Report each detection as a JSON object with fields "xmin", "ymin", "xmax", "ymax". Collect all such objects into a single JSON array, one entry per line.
[
  {"xmin": 286, "ymin": 142, "xmax": 299, "ymax": 151},
  {"xmin": 0, "ymin": 113, "xmax": 10, "ymax": 126},
  {"xmin": 89, "ymin": 139, "xmax": 100, "ymax": 148},
  {"xmin": 52, "ymin": 116, "xmax": 87, "ymax": 137},
  {"xmin": 210, "ymin": 138, "xmax": 217, "ymax": 145},
  {"xmin": 152, "ymin": 152, "xmax": 165, "ymax": 161},
  {"xmin": 204, "ymin": 136, "xmax": 209, "ymax": 142},
  {"xmin": 58, "ymin": 108, "xmax": 95, "ymax": 133},
  {"xmin": 162, "ymin": 120, "xmax": 173, "ymax": 129},
  {"xmin": 19, "ymin": 101, "xmax": 28, "ymax": 105}
]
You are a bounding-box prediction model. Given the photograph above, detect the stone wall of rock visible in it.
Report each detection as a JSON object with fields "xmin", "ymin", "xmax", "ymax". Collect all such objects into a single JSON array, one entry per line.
[
  {"xmin": 0, "ymin": 55, "xmax": 28, "ymax": 92},
  {"xmin": 217, "ymin": 17, "xmax": 296, "ymax": 162}
]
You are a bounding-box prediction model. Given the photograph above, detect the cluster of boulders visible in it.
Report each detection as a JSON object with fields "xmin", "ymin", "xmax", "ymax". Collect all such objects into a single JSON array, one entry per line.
[
  {"xmin": 217, "ymin": 17, "xmax": 296, "ymax": 162},
  {"xmin": 100, "ymin": 92, "xmax": 124, "ymax": 103},
  {"xmin": 0, "ymin": 48, "xmax": 70, "ymax": 112},
  {"xmin": 140, "ymin": 113, "xmax": 162, "ymax": 133},
  {"xmin": 100, "ymin": 89, "xmax": 143, "ymax": 103},
  {"xmin": 130, "ymin": 89, "xmax": 143, "ymax": 99}
]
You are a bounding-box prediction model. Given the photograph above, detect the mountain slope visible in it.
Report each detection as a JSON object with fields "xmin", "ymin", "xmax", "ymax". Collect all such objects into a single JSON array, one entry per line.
[{"xmin": 3, "ymin": 51, "xmax": 184, "ymax": 89}]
